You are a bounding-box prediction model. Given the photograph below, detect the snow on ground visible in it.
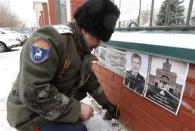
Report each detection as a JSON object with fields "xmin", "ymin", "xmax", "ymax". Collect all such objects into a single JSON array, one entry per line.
[
  {"xmin": 82, "ymin": 96, "xmax": 128, "ymax": 131},
  {"xmin": 0, "ymin": 47, "xmax": 21, "ymax": 131},
  {"xmin": 0, "ymin": 47, "xmax": 128, "ymax": 131}
]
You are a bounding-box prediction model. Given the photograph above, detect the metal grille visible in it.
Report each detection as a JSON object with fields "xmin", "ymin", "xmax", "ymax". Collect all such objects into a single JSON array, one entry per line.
[{"xmin": 113, "ymin": 0, "xmax": 195, "ymax": 31}]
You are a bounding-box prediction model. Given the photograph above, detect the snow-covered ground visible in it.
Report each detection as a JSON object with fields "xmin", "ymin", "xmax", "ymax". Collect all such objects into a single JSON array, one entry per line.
[{"xmin": 0, "ymin": 47, "xmax": 128, "ymax": 131}]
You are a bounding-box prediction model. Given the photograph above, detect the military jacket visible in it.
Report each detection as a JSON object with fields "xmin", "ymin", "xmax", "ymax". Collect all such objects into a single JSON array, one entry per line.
[
  {"xmin": 124, "ymin": 70, "xmax": 145, "ymax": 95},
  {"xmin": 7, "ymin": 25, "xmax": 108, "ymax": 131}
]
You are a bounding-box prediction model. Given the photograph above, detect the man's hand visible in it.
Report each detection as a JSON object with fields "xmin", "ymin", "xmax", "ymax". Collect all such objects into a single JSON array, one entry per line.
[
  {"xmin": 80, "ymin": 102, "xmax": 94, "ymax": 121},
  {"xmin": 102, "ymin": 102, "xmax": 120, "ymax": 120}
]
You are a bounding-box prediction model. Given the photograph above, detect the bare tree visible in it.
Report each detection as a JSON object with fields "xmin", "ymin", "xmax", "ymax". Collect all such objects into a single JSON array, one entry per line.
[
  {"xmin": 0, "ymin": 2, "xmax": 23, "ymax": 28},
  {"xmin": 140, "ymin": 9, "xmax": 150, "ymax": 26}
]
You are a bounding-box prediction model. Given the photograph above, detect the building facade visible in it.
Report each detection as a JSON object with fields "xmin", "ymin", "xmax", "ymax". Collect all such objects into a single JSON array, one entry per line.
[
  {"xmin": 33, "ymin": 0, "xmax": 86, "ymax": 28},
  {"xmin": 149, "ymin": 59, "xmax": 182, "ymax": 98}
]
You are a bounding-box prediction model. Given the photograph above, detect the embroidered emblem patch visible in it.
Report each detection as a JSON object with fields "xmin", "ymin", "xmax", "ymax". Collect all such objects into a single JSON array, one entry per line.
[{"xmin": 30, "ymin": 39, "xmax": 50, "ymax": 64}]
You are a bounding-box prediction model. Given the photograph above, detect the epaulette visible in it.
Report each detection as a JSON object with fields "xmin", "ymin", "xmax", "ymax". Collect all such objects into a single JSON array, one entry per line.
[{"xmin": 52, "ymin": 25, "xmax": 73, "ymax": 34}]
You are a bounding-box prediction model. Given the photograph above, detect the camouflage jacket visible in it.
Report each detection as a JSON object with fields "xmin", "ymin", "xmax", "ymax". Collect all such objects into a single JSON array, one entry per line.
[{"xmin": 7, "ymin": 24, "xmax": 108, "ymax": 131}]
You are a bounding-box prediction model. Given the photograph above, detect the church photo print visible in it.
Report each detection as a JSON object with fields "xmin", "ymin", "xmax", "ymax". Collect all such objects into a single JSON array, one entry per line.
[
  {"xmin": 145, "ymin": 56, "xmax": 189, "ymax": 115},
  {"xmin": 123, "ymin": 52, "xmax": 149, "ymax": 96}
]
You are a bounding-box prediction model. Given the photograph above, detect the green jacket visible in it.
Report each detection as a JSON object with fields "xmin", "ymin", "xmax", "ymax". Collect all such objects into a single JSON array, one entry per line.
[{"xmin": 7, "ymin": 25, "xmax": 108, "ymax": 131}]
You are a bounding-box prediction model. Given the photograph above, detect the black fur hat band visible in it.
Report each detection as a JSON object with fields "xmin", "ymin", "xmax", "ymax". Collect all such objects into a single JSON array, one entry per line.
[{"xmin": 74, "ymin": 0, "xmax": 120, "ymax": 42}]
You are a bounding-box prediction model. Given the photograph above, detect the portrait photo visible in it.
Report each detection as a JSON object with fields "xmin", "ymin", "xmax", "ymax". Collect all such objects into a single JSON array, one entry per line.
[{"xmin": 123, "ymin": 52, "xmax": 149, "ymax": 96}]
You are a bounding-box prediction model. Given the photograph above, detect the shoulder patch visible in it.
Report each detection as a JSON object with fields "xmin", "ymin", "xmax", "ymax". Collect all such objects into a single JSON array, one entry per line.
[
  {"xmin": 52, "ymin": 25, "xmax": 73, "ymax": 34},
  {"xmin": 30, "ymin": 39, "xmax": 50, "ymax": 64}
]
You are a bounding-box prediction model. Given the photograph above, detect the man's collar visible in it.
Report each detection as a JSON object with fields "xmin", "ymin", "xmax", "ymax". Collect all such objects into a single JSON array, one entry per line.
[
  {"xmin": 131, "ymin": 70, "xmax": 138, "ymax": 77},
  {"xmin": 68, "ymin": 21, "xmax": 91, "ymax": 53}
]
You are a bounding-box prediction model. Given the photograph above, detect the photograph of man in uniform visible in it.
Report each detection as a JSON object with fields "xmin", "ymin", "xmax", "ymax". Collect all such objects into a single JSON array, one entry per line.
[{"xmin": 123, "ymin": 53, "xmax": 145, "ymax": 95}]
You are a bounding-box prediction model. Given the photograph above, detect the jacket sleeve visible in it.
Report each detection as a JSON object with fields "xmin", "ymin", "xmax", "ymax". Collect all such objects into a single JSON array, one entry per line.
[
  {"xmin": 81, "ymin": 54, "xmax": 109, "ymax": 106},
  {"xmin": 84, "ymin": 71, "xmax": 109, "ymax": 106},
  {"xmin": 19, "ymin": 27, "xmax": 80, "ymax": 123}
]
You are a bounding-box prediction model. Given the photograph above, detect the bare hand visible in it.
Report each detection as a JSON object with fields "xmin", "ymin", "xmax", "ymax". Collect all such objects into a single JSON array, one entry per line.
[{"xmin": 80, "ymin": 102, "xmax": 94, "ymax": 121}]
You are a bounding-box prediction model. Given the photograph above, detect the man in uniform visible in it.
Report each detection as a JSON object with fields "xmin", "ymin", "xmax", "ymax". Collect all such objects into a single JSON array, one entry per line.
[
  {"xmin": 124, "ymin": 53, "xmax": 145, "ymax": 95},
  {"xmin": 6, "ymin": 0, "xmax": 120, "ymax": 131}
]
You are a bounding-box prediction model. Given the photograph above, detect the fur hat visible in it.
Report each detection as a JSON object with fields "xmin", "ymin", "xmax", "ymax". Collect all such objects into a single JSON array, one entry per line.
[{"xmin": 74, "ymin": 0, "xmax": 120, "ymax": 42}]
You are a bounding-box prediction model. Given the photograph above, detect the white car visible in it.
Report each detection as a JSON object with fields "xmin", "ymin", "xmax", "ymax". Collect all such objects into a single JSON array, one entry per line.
[
  {"xmin": 0, "ymin": 30, "xmax": 21, "ymax": 52},
  {"xmin": 10, "ymin": 30, "xmax": 27, "ymax": 43},
  {"xmin": 0, "ymin": 28, "xmax": 27, "ymax": 45}
]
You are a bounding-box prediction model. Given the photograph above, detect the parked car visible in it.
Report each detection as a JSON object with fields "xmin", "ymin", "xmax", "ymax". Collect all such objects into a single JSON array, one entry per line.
[
  {"xmin": 0, "ymin": 28, "xmax": 28, "ymax": 45},
  {"xmin": 0, "ymin": 30, "xmax": 21, "ymax": 52},
  {"xmin": 17, "ymin": 30, "xmax": 32, "ymax": 39}
]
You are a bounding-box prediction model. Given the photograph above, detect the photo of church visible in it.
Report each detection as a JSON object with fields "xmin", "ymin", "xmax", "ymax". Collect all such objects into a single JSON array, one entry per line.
[
  {"xmin": 148, "ymin": 59, "xmax": 182, "ymax": 98},
  {"xmin": 145, "ymin": 57, "xmax": 189, "ymax": 115}
]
